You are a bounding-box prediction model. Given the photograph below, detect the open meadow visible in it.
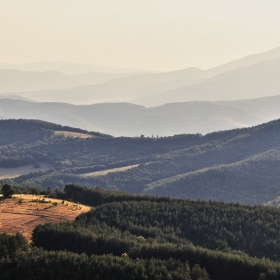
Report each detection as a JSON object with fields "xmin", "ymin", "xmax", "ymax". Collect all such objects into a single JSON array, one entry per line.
[{"xmin": 0, "ymin": 194, "xmax": 90, "ymax": 241}]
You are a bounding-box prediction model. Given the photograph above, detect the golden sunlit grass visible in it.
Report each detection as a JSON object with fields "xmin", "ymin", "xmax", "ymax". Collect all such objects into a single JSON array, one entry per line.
[
  {"xmin": 81, "ymin": 164, "xmax": 140, "ymax": 177},
  {"xmin": 54, "ymin": 131, "xmax": 94, "ymax": 139},
  {"xmin": 0, "ymin": 194, "xmax": 91, "ymax": 242}
]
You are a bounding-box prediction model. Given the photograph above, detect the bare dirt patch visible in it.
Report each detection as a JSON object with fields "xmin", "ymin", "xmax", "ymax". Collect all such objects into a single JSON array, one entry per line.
[
  {"xmin": 0, "ymin": 163, "xmax": 51, "ymax": 180},
  {"xmin": 81, "ymin": 164, "xmax": 140, "ymax": 177},
  {"xmin": 54, "ymin": 131, "xmax": 94, "ymax": 139},
  {"xmin": 0, "ymin": 194, "xmax": 90, "ymax": 242}
]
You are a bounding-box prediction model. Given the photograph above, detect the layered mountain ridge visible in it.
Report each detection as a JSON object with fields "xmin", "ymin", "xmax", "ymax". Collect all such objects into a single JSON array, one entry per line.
[
  {"xmin": 1, "ymin": 118, "xmax": 280, "ymax": 205},
  {"xmin": 0, "ymin": 96, "xmax": 279, "ymax": 136}
]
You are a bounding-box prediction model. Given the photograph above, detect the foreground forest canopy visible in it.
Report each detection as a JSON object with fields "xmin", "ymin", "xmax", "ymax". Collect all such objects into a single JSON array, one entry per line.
[
  {"xmin": 2, "ymin": 118, "xmax": 280, "ymax": 204},
  {"xmin": 2, "ymin": 185, "xmax": 280, "ymax": 279}
]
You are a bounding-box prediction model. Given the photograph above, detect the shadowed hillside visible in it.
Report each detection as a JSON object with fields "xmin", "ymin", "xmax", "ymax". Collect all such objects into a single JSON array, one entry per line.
[{"xmin": 1, "ymin": 119, "xmax": 280, "ymax": 204}]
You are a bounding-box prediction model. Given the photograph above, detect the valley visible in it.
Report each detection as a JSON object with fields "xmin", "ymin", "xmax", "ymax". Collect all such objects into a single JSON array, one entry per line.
[
  {"xmin": 0, "ymin": 163, "xmax": 51, "ymax": 180},
  {"xmin": 1, "ymin": 118, "xmax": 280, "ymax": 205},
  {"xmin": 2, "ymin": 2, "xmax": 280, "ymax": 279}
]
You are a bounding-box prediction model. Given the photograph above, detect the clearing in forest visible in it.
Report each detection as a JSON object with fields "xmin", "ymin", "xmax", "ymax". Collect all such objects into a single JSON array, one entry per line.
[
  {"xmin": 0, "ymin": 194, "xmax": 90, "ymax": 242},
  {"xmin": 54, "ymin": 131, "xmax": 94, "ymax": 139},
  {"xmin": 81, "ymin": 164, "xmax": 140, "ymax": 177}
]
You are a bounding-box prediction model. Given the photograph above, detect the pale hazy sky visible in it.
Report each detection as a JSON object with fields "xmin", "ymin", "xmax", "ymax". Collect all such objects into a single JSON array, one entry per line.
[{"xmin": 1, "ymin": 0, "xmax": 280, "ymax": 71}]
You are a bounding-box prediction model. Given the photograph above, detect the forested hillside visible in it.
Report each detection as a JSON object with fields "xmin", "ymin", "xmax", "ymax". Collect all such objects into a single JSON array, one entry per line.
[
  {"xmin": 2, "ymin": 118, "xmax": 280, "ymax": 204},
  {"xmin": 2, "ymin": 185, "xmax": 280, "ymax": 279},
  {"xmin": 0, "ymin": 229, "xmax": 208, "ymax": 280}
]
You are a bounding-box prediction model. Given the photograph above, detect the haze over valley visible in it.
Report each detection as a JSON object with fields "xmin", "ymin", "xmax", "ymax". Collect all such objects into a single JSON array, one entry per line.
[
  {"xmin": 2, "ymin": 1, "xmax": 280, "ymax": 278},
  {"xmin": 2, "ymin": 46, "xmax": 280, "ymax": 107},
  {"xmin": 0, "ymin": 96, "xmax": 280, "ymax": 136},
  {"xmin": 1, "ymin": 46, "xmax": 280, "ymax": 136}
]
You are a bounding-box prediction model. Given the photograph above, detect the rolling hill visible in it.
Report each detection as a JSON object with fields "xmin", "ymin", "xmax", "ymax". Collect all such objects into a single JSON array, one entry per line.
[
  {"xmin": 3, "ymin": 186, "xmax": 280, "ymax": 279},
  {"xmin": 0, "ymin": 96, "xmax": 280, "ymax": 136},
  {"xmin": 0, "ymin": 69, "xmax": 139, "ymax": 93},
  {"xmin": 135, "ymin": 57, "xmax": 280, "ymax": 106},
  {"xmin": 3, "ymin": 46, "xmax": 280, "ymax": 105},
  {"xmin": 1, "ymin": 118, "xmax": 280, "ymax": 204}
]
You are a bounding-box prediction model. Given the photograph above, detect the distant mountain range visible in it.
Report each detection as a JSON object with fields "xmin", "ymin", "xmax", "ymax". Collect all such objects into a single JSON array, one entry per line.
[
  {"xmin": 1, "ymin": 46, "xmax": 280, "ymax": 105},
  {"xmin": 0, "ymin": 69, "xmax": 140, "ymax": 93},
  {"xmin": 0, "ymin": 96, "xmax": 280, "ymax": 136},
  {"xmin": 1, "ymin": 46, "xmax": 280, "ymax": 138},
  {"xmin": 138, "ymin": 57, "xmax": 280, "ymax": 106}
]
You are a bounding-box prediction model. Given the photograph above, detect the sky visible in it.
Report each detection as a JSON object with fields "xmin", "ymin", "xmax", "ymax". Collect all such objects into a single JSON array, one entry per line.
[{"xmin": 1, "ymin": 0, "xmax": 280, "ymax": 71}]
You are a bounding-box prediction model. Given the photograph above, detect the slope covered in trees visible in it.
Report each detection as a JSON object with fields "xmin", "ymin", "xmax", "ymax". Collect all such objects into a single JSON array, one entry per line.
[
  {"xmin": 44, "ymin": 185, "xmax": 280, "ymax": 262},
  {"xmin": 2, "ymin": 185, "xmax": 280, "ymax": 279},
  {"xmin": 2, "ymin": 118, "xmax": 280, "ymax": 204},
  {"xmin": 0, "ymin": 231, "xmax": 206, "ymax": 280}
]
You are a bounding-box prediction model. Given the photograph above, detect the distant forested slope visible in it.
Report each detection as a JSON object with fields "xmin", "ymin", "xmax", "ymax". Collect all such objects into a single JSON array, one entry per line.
[
  {"xmin": 2, "ymin": 118, "xmax": 280, "ymax": 204},
  {"xmin": 1, "ymin": 96, "xmax": 280, "ymax": 136}
]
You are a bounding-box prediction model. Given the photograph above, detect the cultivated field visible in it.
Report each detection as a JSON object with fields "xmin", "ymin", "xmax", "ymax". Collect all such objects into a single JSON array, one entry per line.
[
  {"xmin": 81, "ymin": 164, "xmax": 140, "ymax": 177},
  {"xmin": 54, "ymin": 130, "xmax": 94, "ymax": 139},
  {"xmin": 0, "ymin": 194, "xmax": 90, "ymax": 241}
]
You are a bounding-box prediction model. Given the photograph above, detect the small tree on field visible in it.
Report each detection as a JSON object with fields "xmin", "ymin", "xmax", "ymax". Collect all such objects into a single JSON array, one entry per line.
[{"xmin": 2, "ymin": 184, "xmax": 15, "ymax": 198}]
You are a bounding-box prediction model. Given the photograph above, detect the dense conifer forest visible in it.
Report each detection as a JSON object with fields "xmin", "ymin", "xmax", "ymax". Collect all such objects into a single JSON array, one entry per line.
[{"xmin": 2, "ymin": 185, "xmax": 280, "ymax": 279}]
